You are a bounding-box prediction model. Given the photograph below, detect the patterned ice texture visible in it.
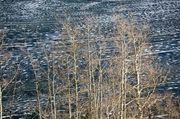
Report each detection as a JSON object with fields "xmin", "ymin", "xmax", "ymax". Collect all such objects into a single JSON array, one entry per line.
[{"xmin": 0, "ymin": 0, "xmax": 180, "ymax": 116}]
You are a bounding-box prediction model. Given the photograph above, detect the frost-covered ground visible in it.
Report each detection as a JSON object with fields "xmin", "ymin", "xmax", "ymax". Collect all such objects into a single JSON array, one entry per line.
[{"xmin": 0, "ymin": 0, "xmax": 180, "ymax": 117}]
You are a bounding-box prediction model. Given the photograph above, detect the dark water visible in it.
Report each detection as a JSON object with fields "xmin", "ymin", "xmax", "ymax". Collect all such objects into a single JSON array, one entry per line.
[{"xmin": 0, "ymin": 0, "xmax": 180, "ymax": 118}]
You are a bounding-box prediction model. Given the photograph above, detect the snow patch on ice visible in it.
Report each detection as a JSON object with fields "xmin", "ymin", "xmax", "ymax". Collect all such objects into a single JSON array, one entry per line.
[
  {"xmin": 23, "ymin": 0, "xmax": 45, "ymax": 13},
  {"xmin": 80, "ymin": 2, "xmax": 101, "ymax": 10},
  {"xmin": 13, "ymin": 0, "xmax": 46, "ymax": 19}
]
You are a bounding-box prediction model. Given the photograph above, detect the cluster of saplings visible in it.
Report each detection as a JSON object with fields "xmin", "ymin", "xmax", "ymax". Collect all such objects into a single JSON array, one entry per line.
[{"xmin": 0, "ymin": 16, "xmax": 179, "ymax": 119}]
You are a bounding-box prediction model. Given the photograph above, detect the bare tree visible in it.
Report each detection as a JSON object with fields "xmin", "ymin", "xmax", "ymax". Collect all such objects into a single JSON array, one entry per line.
[
  {"xmin": 112, "ymin": 16, "xmax": 168, "ymax": 119},
  {"xmin": 19, "ymin": 15, "xmax": 175, "ymax": 119},
  {"xmin": 0, "ymin": 28, "xmax": 19, "ymax": 119}
]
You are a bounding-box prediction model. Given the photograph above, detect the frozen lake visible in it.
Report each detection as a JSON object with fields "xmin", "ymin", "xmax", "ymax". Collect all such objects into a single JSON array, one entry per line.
[{"xmin": 0, "ymin": 0, "xmax": 180, "ymax": 118}]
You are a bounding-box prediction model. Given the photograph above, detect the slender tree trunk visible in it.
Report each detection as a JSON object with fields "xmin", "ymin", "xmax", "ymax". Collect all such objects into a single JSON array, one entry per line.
[
  {"xmin": 92, "ymin": 64, "xmax": 98, "ymax": 119},
  {"xmin": 52, "ymin": 66, "xmax": 56, "ymax": 119},
  {"xmin": 87, "ymin": 31, "xmax": 92, "ymax": 118},
  {"xmin": 120, "ymin": 39, "xmax": 127, "ymax": 119},
  {"xmin": 68, "ymin": 79, "xmax": 72, "ymax": 119},
  {"xmin": 27, "ymin": 50, "xmax": 42, "ymax": 119},
  {"xmin": 133, "ymin": 38, "xmax": 143, "ymax": 119},
  {"xmin": 74, "ymin": 59, "xmax": 78, "ymax": 119},
  {"xmin": 121, "ymin": 60, "xmax": 125, "ymax": 119},
  {"xmin": 52, "ymin": 52, "xmax": 56, "ymax": 119},
  {"xmin": 73, "ymin": 38, "xmax": 78, "ymax": 119},
  {"xmin": 35, "ymin": 81, "xmax": 42, "ymax": 119},
  {"xmin": 98, "ymin": 46, "xmax": 103, "ymax": 119},
  {"xmin": 47, "ymin": 66, "xmax": 53, "ymax": 119},
  {"xmin": 67, "ymin": 61, "xmax": 72, "ymax": 119},
  {"xmin": 0, "ymin": 86, "xmax": 2, "ymax": 119},
  {"xmin": 124, "ymin": 41, "xmax": 127, "ymax": 119}
]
